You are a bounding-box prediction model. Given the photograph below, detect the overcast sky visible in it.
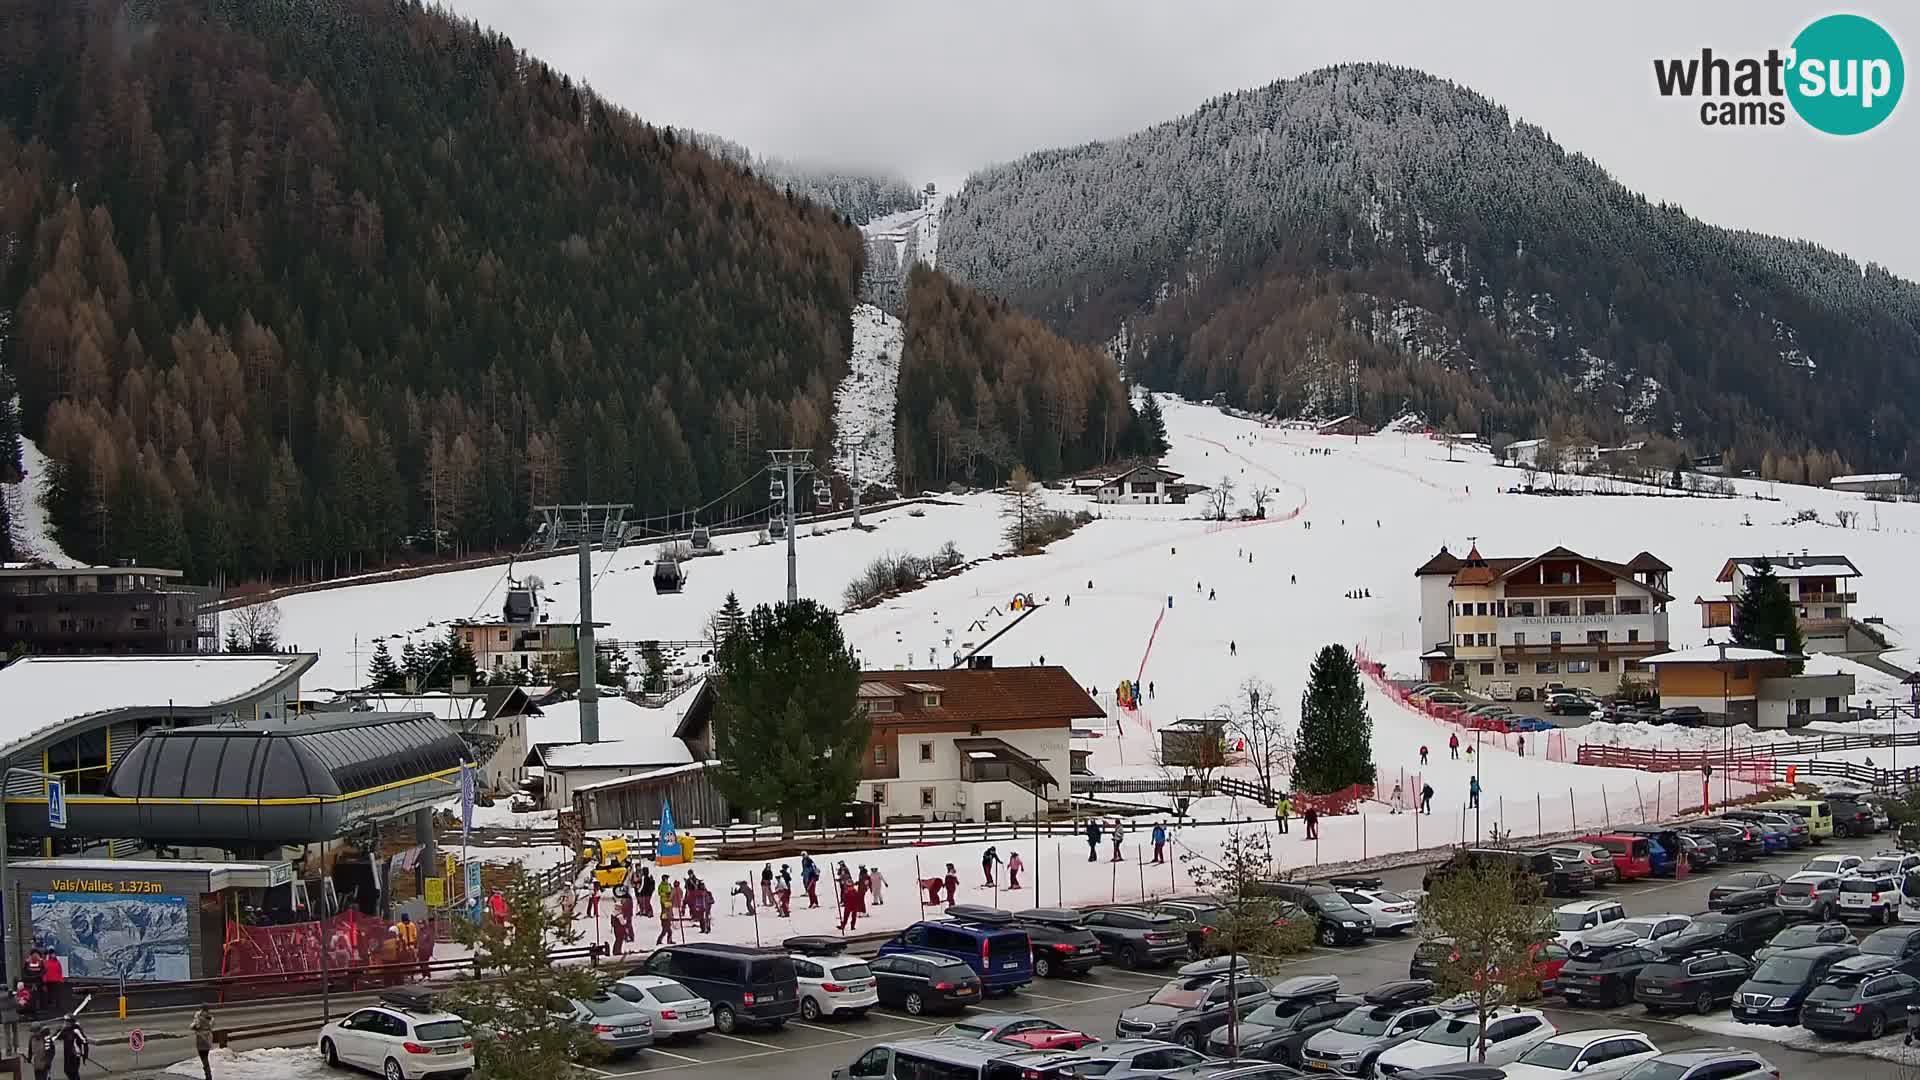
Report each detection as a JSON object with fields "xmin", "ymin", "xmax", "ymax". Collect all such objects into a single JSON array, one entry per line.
[{"xmin": 445, "ymin": 1, "xmax": 1916, "ymax": 279}]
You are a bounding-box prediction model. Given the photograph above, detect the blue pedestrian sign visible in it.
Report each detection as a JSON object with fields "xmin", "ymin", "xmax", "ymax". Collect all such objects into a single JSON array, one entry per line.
[{"xmin": 46, "ymin": 778, "xmax": 66, "ymax": 830}]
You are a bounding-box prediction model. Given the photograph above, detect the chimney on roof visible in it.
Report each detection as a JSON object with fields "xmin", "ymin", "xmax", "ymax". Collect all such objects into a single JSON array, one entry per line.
[{"xmin": 969, "ymin": 655, "xmax": 993, "ymax": 669}]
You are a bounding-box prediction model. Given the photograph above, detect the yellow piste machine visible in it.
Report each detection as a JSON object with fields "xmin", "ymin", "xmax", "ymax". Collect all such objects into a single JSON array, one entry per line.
[{"xmin": 582, "ymin": 836, "xmax": 631, "ymax": 887}]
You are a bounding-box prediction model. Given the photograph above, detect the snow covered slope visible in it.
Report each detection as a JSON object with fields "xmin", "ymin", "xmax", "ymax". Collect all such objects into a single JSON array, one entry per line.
[
  {"xmin": 831, "ymin": 304, "xmax": 902, "ymax": 487},
  {"xmin": 3, "ymin": 435, "xmax": 82, "ymax": 567}
]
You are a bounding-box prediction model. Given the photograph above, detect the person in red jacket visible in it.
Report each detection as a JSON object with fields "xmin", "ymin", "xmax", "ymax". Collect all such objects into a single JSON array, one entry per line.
[
  {"xmin": 1448, "ymin": 733, "xmax": 1460, "ymax": 759},
  {"xmin": 942, "ymin": 864, "xmax": 959, "ymax": 905},
  {"xmin": 40, "ymin": 953, "xmax": 65, "ymax": 1016}
]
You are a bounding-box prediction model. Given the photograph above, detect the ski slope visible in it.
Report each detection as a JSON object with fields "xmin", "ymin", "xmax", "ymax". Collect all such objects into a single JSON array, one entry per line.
[{"xmin": 831, "ymin": 303, "xmax": 903, "ymax": 487}]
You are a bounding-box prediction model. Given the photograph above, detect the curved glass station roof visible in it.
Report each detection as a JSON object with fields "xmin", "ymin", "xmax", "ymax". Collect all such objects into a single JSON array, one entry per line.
[{"xmin": 107, "ymin": 713, "xmax": 470, "ymax": 801}]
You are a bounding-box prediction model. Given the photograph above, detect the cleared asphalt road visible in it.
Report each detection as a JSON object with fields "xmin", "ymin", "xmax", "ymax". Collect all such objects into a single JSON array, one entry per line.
[{"xmin": 110, "ymin": 832, "xmax": 1915, "ymax": 1078}]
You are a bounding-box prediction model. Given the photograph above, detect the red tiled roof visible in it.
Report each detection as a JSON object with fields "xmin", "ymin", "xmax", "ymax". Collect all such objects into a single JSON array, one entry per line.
[{"xmin": 861, "ymin": 666, "xmax": 1106, "ymax": 725}]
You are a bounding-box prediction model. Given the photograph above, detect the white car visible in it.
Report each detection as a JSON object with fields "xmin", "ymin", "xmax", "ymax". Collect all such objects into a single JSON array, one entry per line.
[
  {"xmin": 1578, "ymin": 914, "xmax": 1692, "ymax": 952},
  {"xmin": 318, "ymin": 997, "xmax": 474, "ymax": 1080},
  {"xmin": 610, "ymin": 975, "xmax": 715, "ymax": 1039},
  {"xmin": 1859, "ymin": 851, "xmax": 1920, "ymax": 877},
  {"xmin": 788, "ymin": 939, "xmax": 880, "ymax": 1021},
  {"xmin": 1801, "ymin": 853, "xmax": 1863, "ymax": 878},
  {"xmin": 1328, "ymin": 877, "xmax": 1420, "ymax": 934},
  {"xmin": 1374, "ymin": 1008, "xmax": 1557, "ymax": 1074},
  {"xmin": 1550, "ymin": 899, "xmax": 1628, "ymax": 950},
  {"xmin": 1502, "ymin": 1029, "xmax": 1661, "ymax": 1080}
]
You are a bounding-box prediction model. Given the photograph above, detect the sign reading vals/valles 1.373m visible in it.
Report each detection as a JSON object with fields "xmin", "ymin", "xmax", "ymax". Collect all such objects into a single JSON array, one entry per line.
[{"xmin": 48, "ymin": 879, "xmax": 169, "ymax": 894}]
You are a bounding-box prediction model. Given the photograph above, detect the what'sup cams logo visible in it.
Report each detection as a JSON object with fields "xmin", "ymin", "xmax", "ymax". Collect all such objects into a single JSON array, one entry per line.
[{"xmin": 1654, "ymin": 13, "xmax": 1903, "ymax": 134}]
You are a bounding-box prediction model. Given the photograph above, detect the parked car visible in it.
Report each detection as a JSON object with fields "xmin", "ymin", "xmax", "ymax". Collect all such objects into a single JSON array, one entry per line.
[
  {"xmin": 1557, "ymin": 944, "xmax": 1665, "ymax": 1008},
  {"xmin": 1673, "ymin": 832, "xmax": 1719, "ymax": 872},
  {"xmin": 1708, "ymin": 871, "xmax": 1784, "ymax": 912},
  {"xmin": 1578, "ymin": 835, "xmax": 1655, "ymax": 881},
  {"xmin": 1298, "ymin": 981, "xmax": 1442, "ymax": 1078},
  {"xmin": 1208, "ymin": 985, "xmax": 1356, "ymax": 1065},
  {"xmin": 1837, "ymin": 873, "xmax": 1902, "ymax": 925},
  {"xmin": 1613, "ymin": 826, "xmax": 1689, "ymax": 877},
  {"xmin": 1579, "ymin": 914, "xmax": 1692, "ymax": 953},
  {"xmin": 1737, "ymin": 821, "xmax": 1793, "ymax": 855},
  {"xmin": 1542, "ymin": 844, "xmax": 1620, "ymax": 886},
  {"xmin": 866, "ymin": 952, "xmax": 984, "ymax": 1016},
  {"xmin": 779, "ymin": 936, "xmax": 878, "ymax": 1022},
  {"xmin": 1659, "ymin": 907, "xmax": 1788, "ymax": 960},
  {"xmin": 1683, "ymin": 821, "xmax": 1763, "ymax": 863},
  {"xmin": 1798, "ymin": 965, "xmax": 1920, "ymax": 1039},
  {"xmin": 1116, "ymin": 957, "xmax": 1273, "ymax": 1049},
  {"xmin": 999, "ymin": 1028, "xmax": 1101, "ymax": 1052},
  {"xmin": 1423, "ymin": 848, "xmax": 1560, "ymax": 898},
  {"xmin": 1152, "ymin": 899, "xmax": 1230, "ymax": 960},
  {"xmin": 1774, "ymin": 872, "xmax": 1844, "ymax": 921},
  {"xmin": 608, "ymin": 975, "xmax": 716, "ymax": 1039},
  {"xmin": 1854, "ymin": 926, "xmax": 1920, "ymax": 976},
  {"xmin": 941, "ymin": 1014, "xmax": 1063, "ymax": 1043},
  {"xmin": 1534, "ymin": 851, "xmax": 1597, "ymax": 897},
  {"xmin": 1616, "ymin": 1049, "xmax": 1779, "ymax": 1080},
  {"xmin": 1082, "ymin": 908, "xmax": 1194, "ymax": 970},
  {"xmin": 1731, "ymin": 943, "xmax": 1859, "ymax": 1024},
  {"xmin": 1374, "ymin": 1007, "xmax": 1557, "ymax": 1075},
  {"xmin": 1754, "ymin": 920, "xmax": 1855, "ymax": 962},
  {"xmin": 1515, "ymin": 687, "xmax": 1537, "ymax": 702},
  {"xmin": 1008, "ymin": 908, "xmax": 1106, "ymax": 978},
  {"xmin": 1828, "ymin": 795, "xmax": 1877, "ymax": 838},
  {"xmin": 1656, "ymin": 705, "xmax": 1707, "ymax": 726},
  {"xmin": 1408, "ymin": 938, "xmax": 1453, "ymax": 983},
  {"xmin": 880, "ymin": 911, "xmax": 1035, "ymax": 992},
  {"xmin": 1801, "ymin": 853, "xmax": 1863, "ymax": 878},
  {"xmin": 1244, "ymin": 882, "xmax": 1373, "ymax": 945},
  {"xmin": 558, "ymin": 993, "xmax": 656, "ymax": 1060},
  {"xmin": 1721, "ymin": 810, "xmax": 1810, "ymax": 849},
  {"xmin": 317, "ymin": 995, "xmax": 476, "ymax": 1080},
  {"xmin": 1858, "ymin": 852, "xmax": 1920, "ymax": 878},
  {"xmin": 1500, "ymin": 1029, "xmax": 1661, "ymax": 1080},
  {"xmin": 1066, "ymin": 1039, "xmax": 1214, "ymax": 1079},
  {"xmin": 833, "ymin": 1040, "xmax": 1085, "ymax": 1080},
  {"xmin": 1550, "ymin": 899, "xmax": 1628, "ymax": 949},
  {"xmin": 635, "ymin": 943, "xmax": 799, "ymax": 1034},
  {"xmin": 1327, "ymin": 878, "xmax": 1419, "ymax": 934},
  {"xmin": 1633, "ymin": 949, "xmax": 1751, "ymax": 1015},
  {"xmin": 1160, "ymin": 1061, "xmax": 1303, "ymax": 1080},
  {"xmin": 1546, "ymin": 694, "xmax": 1596, "ymax": 716}
]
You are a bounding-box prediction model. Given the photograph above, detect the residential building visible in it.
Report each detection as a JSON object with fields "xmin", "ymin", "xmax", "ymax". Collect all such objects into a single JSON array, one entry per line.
[
  {"xmin": 1097, "ymin": 465, "xmax": 1186, "ymax": 505},
  {"xmin": 1316, "ymin": 415, "xmax": 1372, "ymax": 437},
  {"xmin": 451, "ymin": 579, "xmax": 607, "ymax": 673},
  {"xmin": 1414, "ymin": 545, "xmax": 1672, "ymax": 696},
  {"xmin": 1159, "ymin": 718, "xmax": 1228, "ymax": 768},
  {"xmin": 675, "ymin": 660, "xmax": 1103, "ymax": 823},
  {"xmin": 1828, "ymin": 473, "xmax": 1909, "ymax": 497},
  {"xmin": 528, "ymin": 736, "xmax": 696, "ymax": 809},
  {"xmin": 1, "ymin": 564, "xmax": 213, "ymax": 655},
  {"xmin": 1500, "ymin": 438, "xmax": 1546, "ymax": 467},
  {"xmin": 1642, "ymin": 645, "xmax": 1855, "ymax": 728},
  {"xmin": 1695, "ymin": 553, "xmax": 1863, "ymax": 653}
]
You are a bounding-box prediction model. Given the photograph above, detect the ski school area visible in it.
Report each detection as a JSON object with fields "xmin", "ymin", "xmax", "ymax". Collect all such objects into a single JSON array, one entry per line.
[{"xmin": 270, "ymin": 393, "xmax": 1920, "ymax": 949}]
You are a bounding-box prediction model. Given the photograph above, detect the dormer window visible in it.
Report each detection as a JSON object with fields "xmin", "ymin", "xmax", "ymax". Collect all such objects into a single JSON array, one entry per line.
[{"xmin": 924, "ymin": 693, "xmax": 941, "ymax": 708}]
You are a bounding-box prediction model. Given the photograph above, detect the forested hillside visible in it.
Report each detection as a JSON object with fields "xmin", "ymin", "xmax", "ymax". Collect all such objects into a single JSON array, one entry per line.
[
  {"xmin": 0, "ymin": 0, "xmax": 865, "ymax": 582},
  {"xmin": 689, "ymin": 133, "xmax": 923, "ymax": 225},
  {"xmin": 894, "ymin": 265, "xmax": 1151, "ymax": 493},
  {"xmin": 940, "ymin": 64, "xmax": 1920, "ymax": 475}
]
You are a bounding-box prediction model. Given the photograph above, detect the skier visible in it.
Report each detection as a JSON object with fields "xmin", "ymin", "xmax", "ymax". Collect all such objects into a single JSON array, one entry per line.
[
  {"xmin": 1149, "ymin": 681, "xmax": 1155, "ymax": 699},
  {"xmin": 761, "ymin": 863, "xmax": 775, "ymax": 907},
  {"xmin": 1419, "ymin": 745, "xmax": 1429, "ymax": 766},
  {"xmin": 57, "ymin": 1018, "xmax": 86, "ymax": 1080},
  {"xmin": 1086, "ymin": 818, "xmax": 1102, "ymax": 861},
  {"xmin": 1449, "ymin": 733, "xmax": 1461, "ymax": 759},
  {"xmin": 1517, "ymin": 734, "xmax": 1526, "ymax": 757},
  {"xmin": 943, "ymin": 863, "xmax": 960, "ymax": 905},
  {"xmin": 1208, "ymin": 588, "xmax": 1215, "ymax": 600},
  {"xmin": 30, "ymin": 1026, "xmax": 53, "ymax": 1080},
  {"xmin": 1468, "ymin": 774, "xmax": 1481, "ymax": 810},
  {"xmin": 868, "ymin": 865, "xmax": 887, "ymax": 906},
  {"xmin": 655, "ymin": 877, "xmax": 675, "ymax": 944},
  {"xmin": 1390, "ymin": 781, "xmax": 1405, "ymax": 814},
  {"xmin": 1303, "ymin": 806, "xmax": 1320, "ymax": 841},
  {"xmin": 838, "ymin": 877, "xmax": 863, "ymax": 931},
  {"xmin": 1007, "ymin": 851, "xmax": 1024, "ymax": 890},
  {"xmin": 981, "ymin": 846, "xmax": 1001, "ymax": 887},
  {"xmin": 1110, "ymin": 820, "xmax": 1125, "ymax": 863},
  {"xmin": 1290, "ymin": 574, "xmax": 1296, "ymax": 584},
  {"xmin": 1275, "ymin": 793, "xmax": 1292, "ymax": 834},
  {"xmin": 1151, "ymin": 823, "xmax": 1167, "ymax": 863},
  {"xmin": 1421, "ymin": 782, "xmax": 1435, "ymax": 815},
  {"xmin": 1229, "ymin": 640, "xmax": 1237, "ymax": 656},
  {"xmin": 800, "ymin": 853, "xmax": 821, "ymax": 908}
]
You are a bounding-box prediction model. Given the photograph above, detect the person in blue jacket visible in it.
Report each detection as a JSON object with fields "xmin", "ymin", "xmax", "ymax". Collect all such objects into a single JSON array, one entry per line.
[{"xmin": 1151, "ymin": 823, "xmax": 1168, "ymax": 864}]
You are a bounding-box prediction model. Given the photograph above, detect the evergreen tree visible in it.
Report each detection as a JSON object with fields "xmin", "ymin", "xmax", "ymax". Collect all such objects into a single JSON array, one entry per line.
[
  {"xmin": 366, "ymin": 639, "xmax": 402, "ymax": 690},
  {"xmin": 400, "ymin": 639, "xmax": 427, "ymax": 689},
  {"xmin": 709, "ymin": 591, "xmax": 746, "ymax": 644},
  {"xmin": 424, "ymin": 634, "xmax": 453, "ymax": 689},
  {"xmin": 445, "ymin": 626, "xmax": 479, "ymax": 687},
  {"xmin": 447, "ymin": 865, "xmax": 605, "ymax": 1079},
  {"xmin": 1731, "ymin": 557, "xmax": 1806, "ymax": 671},
  {"xmin": 1137, "ymin": 393, "xmax": 1170, "ymax": 456},
  {"xmin": 1293, "ymin": 644, "xmax": 1376, "ymax": 793},
  {"xmin": 709, "ymin": 599, "xmax": 869, "ymax": 836},
  {"xmin": 640, "ymin": 641, "xmax": 668, "ymax": 694},
  {"xmin": 223, "ymin": 626, "xmax": 246, "ymax": 654}
]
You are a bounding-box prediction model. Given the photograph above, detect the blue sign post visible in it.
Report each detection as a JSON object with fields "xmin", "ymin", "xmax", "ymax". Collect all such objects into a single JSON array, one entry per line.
[
  {"xmin": 46, "ymin": 778, "xmax": 66, "ymax": 830},
  {"xmin": 464, "ymin": 859, "xmax": 483, "ymax": 920}
]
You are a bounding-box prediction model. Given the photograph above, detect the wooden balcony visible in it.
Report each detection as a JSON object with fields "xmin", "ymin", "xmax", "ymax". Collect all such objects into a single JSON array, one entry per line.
[
  {"xmin": 1500, "ymin": 640, "xmax": 1666, "ymax": 659},
  {"xmin": 1795, "ymin": 591, "xmax": 1857, "ymax": 605}
]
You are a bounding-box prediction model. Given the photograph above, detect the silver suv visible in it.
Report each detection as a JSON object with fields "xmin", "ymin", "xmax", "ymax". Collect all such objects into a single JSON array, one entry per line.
[{"xmin": 1298, "ymin": 981, "xmax": 1440, "ymax": 1077}]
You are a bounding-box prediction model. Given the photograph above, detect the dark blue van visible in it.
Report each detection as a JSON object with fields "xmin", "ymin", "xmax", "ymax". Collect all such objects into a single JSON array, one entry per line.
[{"xmin": 876, "ymin": 908, "xmax": 1034, "ymax": 993}]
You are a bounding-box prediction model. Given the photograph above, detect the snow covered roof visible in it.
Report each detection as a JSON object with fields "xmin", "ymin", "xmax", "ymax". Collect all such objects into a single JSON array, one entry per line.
[
  {"xmin": 1104, "ymin": 464, "xmax": 1184, "ymax": 484},
  {"xmin": 572, "ymin": 760, "xmax": 710, "ymax": 792},
  {"xmin": 527, "ymin": 693, "xmax": 686, "ymax": 746},
  {"xmin": 1831, "ymin": 473, "xmax": 1905, "ymax": 485},
  {"xmin": 1503, "ymin": 438, "xmax": 1546, "ymax": 451},
  {"xmin": 0, "ymin": 653, "xmax": 316, "ymax": 756},
  {"xmin": 1716, "ymin": 555, "xmax": 1860, "ymax": 582},
  {"xmin": 1641, "ymin": 646, "xmax": 1804, "ymax": 665},
  {"xmin": 533, "ymin": 736, "xmax": 694, "ymax": 770}
]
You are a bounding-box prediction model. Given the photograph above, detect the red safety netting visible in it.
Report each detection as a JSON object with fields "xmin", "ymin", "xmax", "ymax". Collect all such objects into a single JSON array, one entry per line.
[{"xmin": 221, "ymin": 910, "xmax": 436, "ymax": 997}]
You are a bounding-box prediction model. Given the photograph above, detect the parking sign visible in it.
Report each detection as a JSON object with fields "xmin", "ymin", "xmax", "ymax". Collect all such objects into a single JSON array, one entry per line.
[{"xmin": 46, "ymin": 778, "xmax": 66, "ymax": 830}]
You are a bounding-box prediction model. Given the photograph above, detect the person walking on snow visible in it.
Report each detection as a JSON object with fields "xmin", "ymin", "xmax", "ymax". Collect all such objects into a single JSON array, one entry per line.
[
  {"xmin": 1151, "ymin": 823, "xmax": 1167, "ymax": 863},
  {"xmin": 1229, "ymin": 640, "xmax": 1237, "ymax": 656},
  {"xmin": 1110, "ymin": 821, "xmax": 1126, "ymax": 862},
  {"xmin": 800, "ymin": 853, "xmax": 821, "ymax": 908},
  {"xmin": 867, "ymin": 866, "xmax": 887, "ymax": 906},
  {"xmin": 1303, "ymin": 806, "xmax": 1320, "ymax": 841},
  {"xmin": 1086, "ymin": 819, "xmax": 1103, "ymax": 861},
  {"xmin": 1468, "ymin": 775, "xmax": 1481, "ymax": 810},
  {"xmin": 839, "ymin": 878, "xmax": 862, "ymax": 930},
  {"xmin": 1421, "ymin": 783, "xmax": 1435, "ymax": 814},
  {"xmin": 654, "ymin": 877, "xmax": 675, "ymax": 944},
  {"xmin": 1149, "ymin": 681, "xmax": 1155, "ymax": 699},
  {"xmin": 1208, "ymin": 588, "xmax": 1216, "ymax": 600},
  {"xmin": 761, "ymin": 864, "xmax": 775, "ymax": 907},
  {"xmin": 982, "ymin": 846, "xmax": 1001, "ymax": 886},
  {"xmin": 1419, "ymin": 745, "xmax": 1429, "ymax": 766},
  {"xmin": 1449, "ymin": 733, "xmax": 1460, "ymax": 759},
  {"xmin": 1516, "ymin": 734, "xmax": 1526, "ymax": 757},
  {"xmin": 1007, "ymin": 851, "xmax": 1024, "ymax": 889},
  {"xmin": 1275, "ymin": 794, "xmax": 1292, "ymax": 834},
  {"xmin": 1390, "ymin": 781, "xmax": 1405, "ymax": 814},
  {"xmin": 943, "ymin": 864, "xmax": 960, "ymax": 905}
]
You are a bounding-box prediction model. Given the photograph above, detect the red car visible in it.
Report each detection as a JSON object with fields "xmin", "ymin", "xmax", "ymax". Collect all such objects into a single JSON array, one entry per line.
[
  {"xmin": 998, "ymin": 1028, "xmax": 1099, "ymax": 1051},
  {"xmin": 1578, "ymin": 834, "xmax": 1654, "ymax": 881}
]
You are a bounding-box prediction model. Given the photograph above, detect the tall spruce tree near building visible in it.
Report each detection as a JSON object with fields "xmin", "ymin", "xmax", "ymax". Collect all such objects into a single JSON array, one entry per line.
[
  {"xmin": 1731, "ymin": 556, "xmax": 1805, "ymax": 672},
  {"xmin": 400, "ymin": 639, "xmax": 427, "ymax": 689},
  {"xmin": 1137, "ymin": 394, "xmax": 1170, "ymax": 456},
  {"xmin": 1293, "ymin": 644, "xmax": 1376, "ymax": 792},
  {"xmin": 366, "ymin": 640, "xmax": 402, "ymax": 690},
  {"xmin": 710, "ymin": 599, "xmax": 869, "ymax": 836},
  {"xmin": 449, "ymin": 866, "xmax": 605, "ymax": 1079},
  {"xmin": 443, "ymin": 626, "xmax": 479, "ymax": 688}
]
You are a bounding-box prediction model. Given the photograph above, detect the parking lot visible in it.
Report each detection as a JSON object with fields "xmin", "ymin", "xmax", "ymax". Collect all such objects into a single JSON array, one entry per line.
[{"xmin": 584, "ymin": 832, "xmax": 1916, "ymax": 1077}]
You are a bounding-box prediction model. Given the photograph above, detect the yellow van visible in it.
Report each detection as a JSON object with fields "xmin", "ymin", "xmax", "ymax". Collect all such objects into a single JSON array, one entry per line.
[{"xmin": 1754, "ymin": 798, "xmax": 1834, "ymax": 841}]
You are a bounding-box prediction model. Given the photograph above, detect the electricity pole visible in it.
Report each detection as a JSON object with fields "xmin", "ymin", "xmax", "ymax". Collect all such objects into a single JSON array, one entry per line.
[
  {"xmin": 769, "ymin": 450, "xmax": 813, "ymax": 604},
  {"xmin": 578, "ymin": 535, "xmax": 599, "ymax": 744},
  {"xmin": 849, "ymin": 435, "xmax": 865, "ymax": 529}
]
